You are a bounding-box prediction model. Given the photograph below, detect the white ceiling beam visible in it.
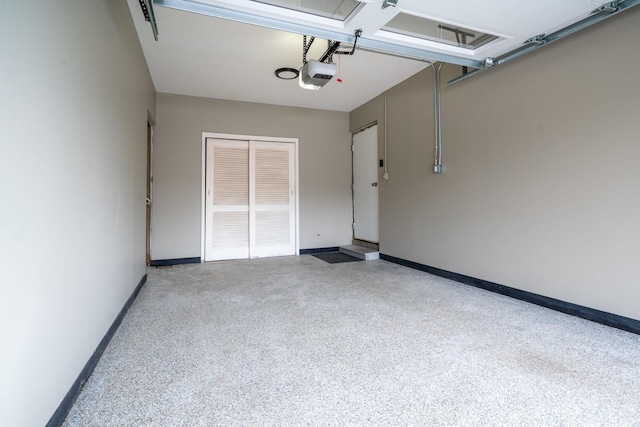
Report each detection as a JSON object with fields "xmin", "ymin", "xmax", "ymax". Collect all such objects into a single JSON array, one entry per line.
[{"xmin": 153, "ymin": 0, "xmax": 485, "ymax": 68}]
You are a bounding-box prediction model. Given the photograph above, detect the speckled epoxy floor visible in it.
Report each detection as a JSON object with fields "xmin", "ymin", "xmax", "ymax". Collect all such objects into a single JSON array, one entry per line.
[{"xmin": 64, "ymin": 256, "xmax": 640, "ymax": 426}]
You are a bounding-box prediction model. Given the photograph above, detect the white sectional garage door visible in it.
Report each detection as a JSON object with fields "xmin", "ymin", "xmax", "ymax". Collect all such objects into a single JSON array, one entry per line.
[{"xmin": 205, "ymin": 138, "xmax": 295, "ymax": 261}]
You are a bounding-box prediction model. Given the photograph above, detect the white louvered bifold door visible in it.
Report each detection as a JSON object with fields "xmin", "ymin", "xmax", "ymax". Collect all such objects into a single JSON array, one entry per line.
[
  {"xmin": 205, "ymin": 138, "xmax": 296, "ymax": 261},
  {"xmin": 249, "ymin": 141, "xmax": 295, "ymax": 258},
  {"xmin": 205, "ymin": 139, "xmax": 249, "ymax": 261}
]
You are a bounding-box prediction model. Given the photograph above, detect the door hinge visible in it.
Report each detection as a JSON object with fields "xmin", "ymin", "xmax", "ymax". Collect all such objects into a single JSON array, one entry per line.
[
  {"xmin": 352, "ymin": 222, "xmax": 356, "ymax": 230},
  {"xmin": 351, "ymin": 144, "xmax": 355, "ymax": 152}
]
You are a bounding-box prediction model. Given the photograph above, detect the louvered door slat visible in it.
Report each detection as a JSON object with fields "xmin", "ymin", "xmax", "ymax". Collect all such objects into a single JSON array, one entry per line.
[
  {"xmin": 255, "ymin": 211, "xmax": 290, "ymax": 246},
  {"xmin": 213, "ymin": 147, "xmax": 249, "ymax": 205}
]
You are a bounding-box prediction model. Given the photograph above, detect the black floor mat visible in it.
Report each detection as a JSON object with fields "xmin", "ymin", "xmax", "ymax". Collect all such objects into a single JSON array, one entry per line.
[{"xmin": 312, "ymin": 252, "xmax": 362, "ymax": 264}]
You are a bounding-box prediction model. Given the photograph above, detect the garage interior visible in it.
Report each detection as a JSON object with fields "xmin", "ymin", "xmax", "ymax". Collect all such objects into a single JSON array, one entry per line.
[{"xmin": 2, "ymin": 1, "xmax": 640, "ymax": 426}]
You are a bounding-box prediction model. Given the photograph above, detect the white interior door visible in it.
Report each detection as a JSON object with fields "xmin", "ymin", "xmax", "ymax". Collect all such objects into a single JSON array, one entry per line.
[
  {"xmin": 205, "ymin": 139, "xmax": 250, "ymax": 261},
  {"xmin": 353, "ymin": 125, "xmax": 379, "ymax": 243},
  {"xmin": 205, "ymin": 138, "xmax": 296, "ymax": 261},
  {"xmin": 250, "ymin": 141, "xmax": 295, "ymax": 258}
]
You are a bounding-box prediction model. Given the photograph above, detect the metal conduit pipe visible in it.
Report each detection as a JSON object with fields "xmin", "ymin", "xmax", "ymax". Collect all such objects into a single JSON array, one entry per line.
[
  {"xmin": 356, "ymin": 45, "xmax": 435, "ymax": 63},
  {"xmin": 383, "ymin": 61, "xmax": 443, "ymax": 176},
  {"xmin": 433, "ymin": 62, "xmax": 444, "ymax": 174},
  {"xmin": 383, "ymin": 92, "xmax": 389, "ymax": 180}
]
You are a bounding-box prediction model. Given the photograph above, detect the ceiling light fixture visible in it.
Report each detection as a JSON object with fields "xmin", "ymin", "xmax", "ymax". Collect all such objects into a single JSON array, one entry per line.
[{"xmin": 274, "ymin": 67, "xmax": 299, "ymax": 80}]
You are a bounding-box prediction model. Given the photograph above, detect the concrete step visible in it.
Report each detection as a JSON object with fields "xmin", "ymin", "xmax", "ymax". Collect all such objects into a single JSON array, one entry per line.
[{"xmin": 339, "ymin": 245, "xmax": 379, "ymax": 261}]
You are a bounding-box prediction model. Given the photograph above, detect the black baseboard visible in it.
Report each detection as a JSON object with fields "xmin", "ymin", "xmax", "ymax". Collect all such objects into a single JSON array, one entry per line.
[
  {"xmin": 150, "ymin": 257, "xmax": 201, "ymax": 266},
  {"xmin": 46, "ymin": 274, "xmax": 148, "ymax": 427},
  {"xmin": 300, "ymin": 247, "xmax": 340, "ymax": 255},
  {"xmin": 380, "ymin": 254, "xmax": 640, "ymax": 336}
]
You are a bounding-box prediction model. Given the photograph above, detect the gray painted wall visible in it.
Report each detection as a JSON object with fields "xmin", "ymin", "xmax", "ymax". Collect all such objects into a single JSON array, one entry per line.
[
  {"xmin": 0, "ymin": 1, "xmax": 156, "ymax": 425},
  {"xmin": 350, "ymin": 8, "xmax": 640, "ymax": 321},
  {"xmin": 153, "ymin": 94, "xmax": 352, "ymax": 259}
]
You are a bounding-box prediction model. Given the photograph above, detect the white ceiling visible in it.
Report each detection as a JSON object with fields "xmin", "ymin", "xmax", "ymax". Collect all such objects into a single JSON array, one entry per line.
[
  {"xmin": 127, "ymin": 1, "xmax": 429, "ymax": 111},
  {"xmin": 127, "ymin": 0, "xmax": 611, "ymax": 112}
]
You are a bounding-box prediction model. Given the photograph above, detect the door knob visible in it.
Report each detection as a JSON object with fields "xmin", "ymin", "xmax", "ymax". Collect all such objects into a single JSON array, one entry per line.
[{"xmin": 371, "ymin": 182, "xmax": 378, "ymax": 187}]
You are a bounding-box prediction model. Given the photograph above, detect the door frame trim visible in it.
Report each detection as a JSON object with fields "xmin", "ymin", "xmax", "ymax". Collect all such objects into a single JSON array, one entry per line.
[
  {"xmin": 200, "ymin": 132, "xmax": 299, "ymax": 262},
  {"xmin": 145, "ymin": 122, "xmax": 154, "ymax": 265}
]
